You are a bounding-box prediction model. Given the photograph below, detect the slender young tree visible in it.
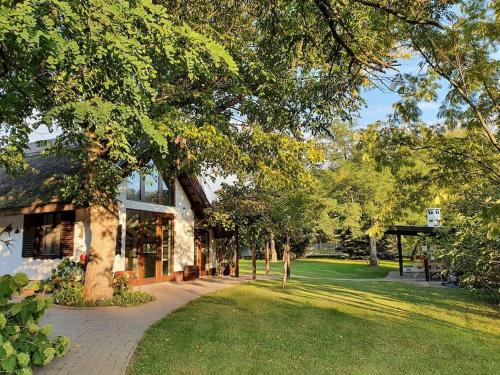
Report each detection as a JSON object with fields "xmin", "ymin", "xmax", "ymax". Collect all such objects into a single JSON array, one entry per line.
[{"xmin": 264, "ymin": 240, "xmax": 270, "ymax": 276}]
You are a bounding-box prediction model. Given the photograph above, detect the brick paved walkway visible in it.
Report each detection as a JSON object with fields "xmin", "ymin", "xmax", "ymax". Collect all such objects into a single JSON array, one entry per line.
[{"xmin": 35, "ymin": 278, "xmax": 240, "ymax": 375}]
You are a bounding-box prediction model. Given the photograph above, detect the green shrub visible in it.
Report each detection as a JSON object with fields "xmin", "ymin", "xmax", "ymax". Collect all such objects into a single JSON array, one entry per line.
[
  {"xmin": 53, "ymin": 286, "xmax": 83, "ymax": 306},
  {"xmin": 87, "ymin": 290, "xmax": 155, "ymax": 307},
  {"xmin": 86, "ymin": 274, "xmax": 154, "ymax": 307},
  {"xmin": 112, "ymin": 273, "xmax": 130, "ymax": 295},
  {"xmin": 43, "ymin": 259, "xmax": 85, "ymax": 306},
  {"xmin": 0, "ymin": 273, "xmax": 70, "ymax": 374},
  {"xmin": 44, "ymin": 265, "xmax": 154, "ymax": 307},
  {"xmin": 436, "ymin": 218, "xmax": 500, "ymax": 304}
]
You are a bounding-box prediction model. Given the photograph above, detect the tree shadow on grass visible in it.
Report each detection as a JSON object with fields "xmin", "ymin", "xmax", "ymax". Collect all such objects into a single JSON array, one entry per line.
[
  {"xmin": 131, "ymin": 282, "xmax": 500, "ymax": 375},
  {"xmin": 250, "ymin": 279, "xmax": 500, "ymax": 339}
]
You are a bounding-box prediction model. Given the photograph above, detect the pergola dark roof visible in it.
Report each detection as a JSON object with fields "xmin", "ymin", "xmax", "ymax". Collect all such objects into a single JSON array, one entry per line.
[{"xmin": 385, "ymin": 225, "xmax": 438, "ymax": 236}]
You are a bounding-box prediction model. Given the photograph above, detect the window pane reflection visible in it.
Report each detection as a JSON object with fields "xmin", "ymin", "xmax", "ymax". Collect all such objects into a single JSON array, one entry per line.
[
  {"xmin": 144, "ymin": 171, "xmax": 159, "ymax": 204},
  {"xmin": 126, "ymin": 172, "xmax": 141, "ymax": 201}
]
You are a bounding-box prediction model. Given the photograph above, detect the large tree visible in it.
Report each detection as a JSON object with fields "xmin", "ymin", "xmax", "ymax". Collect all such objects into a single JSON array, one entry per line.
[{"xmin": 0, "ymin": 0, "xmax": 237, "ymax": 300}]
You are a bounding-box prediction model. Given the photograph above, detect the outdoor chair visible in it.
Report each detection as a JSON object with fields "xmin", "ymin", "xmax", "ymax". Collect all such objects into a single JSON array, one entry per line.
[{"xmin": 428, "ymin": 262, "xmax": 446, "ymax": 282}]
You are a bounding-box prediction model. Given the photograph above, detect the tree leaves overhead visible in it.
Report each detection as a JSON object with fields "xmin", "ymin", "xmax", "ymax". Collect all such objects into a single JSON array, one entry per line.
[{"xmin": 0, "ymin": 0, "xmax": 237, "ymax": 203}]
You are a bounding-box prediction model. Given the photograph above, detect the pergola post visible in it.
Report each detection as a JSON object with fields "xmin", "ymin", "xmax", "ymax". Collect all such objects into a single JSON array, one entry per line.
[{"xmin": 397, "ymin": 234, "xmax": 403, "ymax": 277}]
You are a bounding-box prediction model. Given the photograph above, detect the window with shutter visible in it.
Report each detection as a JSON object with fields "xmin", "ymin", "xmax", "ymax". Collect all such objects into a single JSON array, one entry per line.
[
  {"xmin": 60, "ymin": 211, "xmax": 75, "ymax": 257},
  {"xmin": 22, "ymin": 211, "xmax": 75, "ymax": 259},
  {"xmin": 22, "ymin": 215, "xmax": 36, "ymax": 258}
]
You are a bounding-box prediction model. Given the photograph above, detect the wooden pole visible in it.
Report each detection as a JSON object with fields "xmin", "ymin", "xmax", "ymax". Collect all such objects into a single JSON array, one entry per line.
[
  {"xmin": 265, "ymin": 241, "xmax": 270, "ymax": 276},
  {"xmin": 397, "ymin": 234, "xmax": 403, "ymax": 277},
  {"xmin": 234, "ymin": 226, "xmax": 240, "ymax": 278},
  {"xmin": 251, "ymin": 228, "xmax": 257, "ymax": 280},
  {"xmin": 424, "ymin": 242, "xmax": 430, "ymax": 281},
  {"xmin": 282, "ymin": 234, "xmax": 289, "ymax": 288}
]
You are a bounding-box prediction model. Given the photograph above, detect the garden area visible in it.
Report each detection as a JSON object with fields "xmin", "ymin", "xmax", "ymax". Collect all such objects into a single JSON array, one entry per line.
[
  {"xmin": 0, "ymin": 0, "xmax": 498, "ymax": 374},
  {"xmin": 128, "ymin": 259, "xmax": 500, "ymax": 375}
]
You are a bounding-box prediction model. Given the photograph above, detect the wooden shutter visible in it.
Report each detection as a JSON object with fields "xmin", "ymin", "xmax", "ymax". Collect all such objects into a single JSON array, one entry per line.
[
  {"xmin": 60, "ymin": 211, "xmax": 75, "ymax": 257},
  {"xmin": 22, "ymin": 215, "xmax": 36, "ymax": 258}
]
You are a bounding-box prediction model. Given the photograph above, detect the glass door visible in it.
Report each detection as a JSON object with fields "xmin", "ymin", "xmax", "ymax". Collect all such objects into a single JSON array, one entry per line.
[
  {"xmin": 125, "ymin": 210, "xmax": 173, "ymax": 284},
  {"xmin": 162, "ymin": 220, "xmax": 172, "ymax": 276},
  {"xmin": 141, "ymin": 213, "xmax": 158, "ymax": 279}
]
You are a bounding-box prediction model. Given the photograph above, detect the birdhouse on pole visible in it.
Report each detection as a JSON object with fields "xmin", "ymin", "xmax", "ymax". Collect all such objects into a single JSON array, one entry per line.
[{"xmin": 427, "ymin": 208, "xmax": 441, "ymax": 227}]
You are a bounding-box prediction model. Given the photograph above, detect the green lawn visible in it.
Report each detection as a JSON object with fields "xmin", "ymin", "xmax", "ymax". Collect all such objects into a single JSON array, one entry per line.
[
  {"xmin": 238, "ymin": 258, "xmax": 399, "ymax": 279},
  {"xmin": 127, "ymin": 259, "xmax": 500, "ymax": 375}
]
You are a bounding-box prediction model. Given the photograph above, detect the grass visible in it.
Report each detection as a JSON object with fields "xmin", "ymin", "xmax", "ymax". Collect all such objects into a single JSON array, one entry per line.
[
  {"xmin": 238, "ymin": 258, "xmax": 398, "ymax": 279},
  {"xmin": 127, "ymin": 259, "xmax": 500, "ymax": 375}
]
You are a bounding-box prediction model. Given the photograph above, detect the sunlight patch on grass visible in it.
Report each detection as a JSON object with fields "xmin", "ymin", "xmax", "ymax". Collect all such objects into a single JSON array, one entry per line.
[
  {"xmin": 127, "ymin": 261, "xmax": 499, "ymax": 375},
  {"xmin": 239, "ymin": 258, "xmax": 399, "ymax": 279}
]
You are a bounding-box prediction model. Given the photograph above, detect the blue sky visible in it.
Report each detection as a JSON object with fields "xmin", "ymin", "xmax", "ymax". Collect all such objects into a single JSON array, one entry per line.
[
  {"xmin": 357, "ymin": 86, "xmax": 442, "ymax": 127},
  {"xmin": 356, "ymin": 57, "xmax": 444, "ymax": 128}
]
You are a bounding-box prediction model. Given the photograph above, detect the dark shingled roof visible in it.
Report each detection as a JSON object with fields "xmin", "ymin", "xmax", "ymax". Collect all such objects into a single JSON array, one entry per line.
[
  {"xmin": 0, "ymin": 154, "xmax": 77, "ymax": 210},
  {"xmin": 0, "ymin": 152, "xmax": 210, "ymax": 214}
]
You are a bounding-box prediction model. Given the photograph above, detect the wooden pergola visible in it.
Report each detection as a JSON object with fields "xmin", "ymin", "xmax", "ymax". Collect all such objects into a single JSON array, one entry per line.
[{"xmin": 385, "ymin": 225, "xmax": 438, "ymax": 281}]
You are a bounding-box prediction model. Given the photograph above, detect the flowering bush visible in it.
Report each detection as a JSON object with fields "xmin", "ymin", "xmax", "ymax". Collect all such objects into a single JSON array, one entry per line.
[{"xmin": 0, "ymin": 273, "xmax": 69, "ymax": 374}]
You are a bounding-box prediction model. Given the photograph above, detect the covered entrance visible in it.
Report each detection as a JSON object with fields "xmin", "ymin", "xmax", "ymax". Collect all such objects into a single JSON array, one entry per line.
[
  {"xmin": 124, "ymin": 209, "xmax": 174, "ymax": 285},
  {"xmin": 195, "ymin": 229, "xmax": 210, "ymax": 276}
]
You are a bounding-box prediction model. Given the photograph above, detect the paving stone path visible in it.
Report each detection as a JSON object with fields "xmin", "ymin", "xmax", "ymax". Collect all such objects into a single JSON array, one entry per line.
[{"xmin": 35, "ymin": 278, "xmax": 241, "ymax": 375}]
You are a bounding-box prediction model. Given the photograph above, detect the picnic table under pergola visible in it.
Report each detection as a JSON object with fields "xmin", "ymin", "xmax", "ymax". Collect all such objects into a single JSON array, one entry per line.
[{"xmin": 385, "ymin": 225, "xmax": 439, "ymax": 281}]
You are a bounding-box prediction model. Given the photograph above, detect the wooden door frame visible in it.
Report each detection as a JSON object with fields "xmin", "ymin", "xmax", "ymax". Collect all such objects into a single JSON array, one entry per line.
[
  {"xmin": 195, "ymin": 229, "xmax": 209, "ymax": 277},
  {"xmin": 127, "ymin": 209, "xmax": 175, "ymax": 285}
]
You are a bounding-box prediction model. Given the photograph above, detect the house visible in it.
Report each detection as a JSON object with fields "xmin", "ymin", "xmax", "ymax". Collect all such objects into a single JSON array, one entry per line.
[{"xmin": 0, "ymin": 142, "xmax": 217, "ymax": 284}]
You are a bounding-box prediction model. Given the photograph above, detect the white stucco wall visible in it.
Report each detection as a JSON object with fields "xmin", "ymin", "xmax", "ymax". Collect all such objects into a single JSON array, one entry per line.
[
  {"xmin": 173, "ymin": 178, "xmax": 194, "ymax": 272},
  {"xmin": 0, "ymin": 208, "xmax": 89, "ymax": 280}
]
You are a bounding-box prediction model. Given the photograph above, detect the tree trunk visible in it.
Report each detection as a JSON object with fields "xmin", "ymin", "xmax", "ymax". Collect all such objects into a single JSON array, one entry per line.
[
  {"xmin": 286, "ymin": 246, "xmax": 291, "ymax": 279},
  {"xmin": 234, "ymin": 226, "xmax": 240, "ymax": 278},
  {"xmin": 82, "ymin": 203, "xmax": 119, "ymax": 302},
  {"xmin": 281, "ymin": 234, "xmax": 290, "ymax": 288},
  {"xmin": 270, "ymin": 232, "xmax": 277, "ymax": 262},
  {"xmin": 251, "ymin": 228, "xmax": 257, "ymax": 280},
  {"xmin": 265, "ymin": 240, "xmax": 270, "ymax": 276},
  {"xmin": 369, "ymin": 235, "xmax": 378, "ymax": 267}
]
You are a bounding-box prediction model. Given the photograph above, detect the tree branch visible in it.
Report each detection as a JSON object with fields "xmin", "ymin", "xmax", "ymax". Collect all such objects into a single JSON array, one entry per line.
[{"xmin": 352, "ymin": 0, "xmax": 445, "ymax": 30}]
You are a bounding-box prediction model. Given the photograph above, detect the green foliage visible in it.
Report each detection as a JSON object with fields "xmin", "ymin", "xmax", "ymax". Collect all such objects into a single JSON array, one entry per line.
[
  {"xmin": 0, "ymin": 273, "xmax": 69, "ymax": 374},
  {"xmin": 112, "ymin": 273, "xmax": 130, "ymax": 296},
  {"xmin": 86, "ymin": 290, "xmax": 155, "ymax": 307},
  {"xmin": 43, "ymin": 263, "xmax": 153, "ymax": 307},
  {"xmin": 52, "ymin": 287, "xmax": 82, "ymax": 306},
  {"xmin": 43, "ymin": 259, "xmax": 84, "ymax": 306},
  {"xmin": 436, "ymin": 218, "xmax": 500, "ymax": 304},
  {"xmin": 0, "ymin": 0, "xmax": 237, "ymax": 204}
]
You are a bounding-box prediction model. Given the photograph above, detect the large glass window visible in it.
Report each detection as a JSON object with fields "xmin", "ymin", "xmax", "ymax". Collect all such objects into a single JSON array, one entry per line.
[
  {"xmin": 126, "ymin": 169, "xmax": 173, "ymax": 206},
  {"xmin": 37, "ymin": 213, "xmax": 62, "ymax": 257},
  {"xmin": 162, "ymin": 178, "xmax": 173, "ymax": 206},
  {"xmin": 125, "ymin": 212, "xmax": 140, "ymax": 278},
  {"xmin": 144, "ymin": 171, "xmax": 160, "ymax": 204},
  {"xmin": 126, "ymin": 172, "xmax": 141, "ymax": 201},
  {"xmin": 162, "ymin": 220, "xmax": 172, "ymax": 276}
]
